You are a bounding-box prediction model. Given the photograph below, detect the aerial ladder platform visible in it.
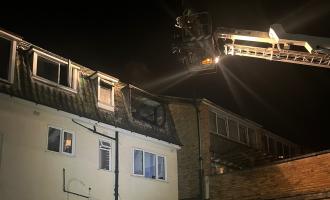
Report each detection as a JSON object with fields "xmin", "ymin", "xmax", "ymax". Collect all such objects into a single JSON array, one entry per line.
[{"xmin": 172, "ymin": 11, "xmax": 330, "ymax": 73}]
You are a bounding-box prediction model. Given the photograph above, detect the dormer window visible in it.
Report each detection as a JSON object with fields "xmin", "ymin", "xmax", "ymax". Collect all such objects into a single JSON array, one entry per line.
[
  {"xmin": 131, "ymin": 90, "xmax": 166, "ymax": 127},
  {"xmin": 0, "ymin": 30, "xmax": 20, "ymax": 83},
  {"xmin": 31, "ymin": 48, "xmax": 79, "ymax": 91},
  {"xmin": 91, "ymin": 71, "xmax": 118, "ymax": 111}
]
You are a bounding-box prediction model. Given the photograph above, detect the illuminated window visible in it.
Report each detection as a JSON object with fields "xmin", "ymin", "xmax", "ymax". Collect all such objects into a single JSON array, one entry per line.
[
  {"xmin": 133, "ymin": 148, "xmax": 166, "ymax": 180},
  {"xmin": 32, "ymin": 49, "xmax": 79, "ymax": 91},
  {"xmin": 91, "ymin": 71, "xmax": 118, "ymax": 111},
  {"xmin": 0, "ymin": 34, "xmax": 17, "ymax": 83},
  {"xmin": 47, "ymin": 126, "xmax": 75, "ymax": 156},
  {"xmin": 99, "ymin": 139, "xmax": 111, "ymax": 171}
]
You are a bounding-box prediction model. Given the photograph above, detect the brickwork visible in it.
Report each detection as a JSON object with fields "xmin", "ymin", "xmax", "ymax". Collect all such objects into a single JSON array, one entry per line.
[
  {"xmin": 210, "ymin": 151, "xmax": 330, "ymax": 200},
  {"xmin": 169, "ymin": 103, "xmax": 200, "ymax": 200}
]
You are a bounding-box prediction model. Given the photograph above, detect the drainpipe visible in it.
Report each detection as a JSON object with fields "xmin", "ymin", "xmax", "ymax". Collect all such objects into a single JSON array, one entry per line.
[
  {"xmin": 114, "ymin": 131, "xmax": 119, "ymax": 200},
  {"xmin": 194, "ymin": 100, "xmax": 204, "ymax": 200},
  {"xmin": 72, "ymin": 119, "xmax": 119, "ymax": 200}
]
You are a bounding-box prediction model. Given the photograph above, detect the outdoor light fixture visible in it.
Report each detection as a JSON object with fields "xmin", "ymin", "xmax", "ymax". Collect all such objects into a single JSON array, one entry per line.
[{"xmin": 201, "ymin": 56, "xmax": 220, "ymax": 65}]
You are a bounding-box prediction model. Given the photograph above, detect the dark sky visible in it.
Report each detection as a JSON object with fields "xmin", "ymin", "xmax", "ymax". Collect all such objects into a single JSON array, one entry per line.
[{"xmin": 1, "ymin": 1, "xmax": 330, "ymax": 150}]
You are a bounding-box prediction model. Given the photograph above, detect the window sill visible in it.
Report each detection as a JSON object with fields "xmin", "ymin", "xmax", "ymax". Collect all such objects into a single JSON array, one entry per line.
[
  {"xmin": 131, "ymin": 173, "xmax": 168, "ymax": 183},
  {"xmin": 98, "ymin": 168, "xmax": 113, "ymax": 173},
  {"xmin": 32, "ymin": 75, "xmax": 77, "ymax": 93},
  {"xmin": 97, "ymin": 102, "xmax": 114, "ymax": 111},
  {"xmin": 45, "ymin": 149, "xmax": 75, "ymax": 157}
]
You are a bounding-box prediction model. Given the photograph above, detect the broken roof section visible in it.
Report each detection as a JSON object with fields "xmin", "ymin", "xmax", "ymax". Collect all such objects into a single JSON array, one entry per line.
[{"xmin": 0, "ymin": 32, "xmax": 181, "ymax": 146}]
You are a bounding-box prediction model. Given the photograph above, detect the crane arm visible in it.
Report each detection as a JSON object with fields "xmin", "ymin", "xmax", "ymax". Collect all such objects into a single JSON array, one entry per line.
[{"xmin": 215, "ymin": 24, "xmax": 330, "ymax": 69}]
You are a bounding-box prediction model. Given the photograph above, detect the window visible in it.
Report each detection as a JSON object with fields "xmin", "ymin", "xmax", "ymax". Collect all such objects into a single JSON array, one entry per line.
[
  {"xmin": 131, "ymin": 92, "xmax": 165, "ymax": 127},
  {"xmin": 133, "ymin": 149, "xmax": 166, "ymax": 180},
  {"xmin": 99, "ymin": 81, "xmax": 113, "ymax": 106},
  {"xmin": 239, "ymin": 125, "xmax": 248, "ymax": 144},
  {"xmin": 63, "ymin": 131, "xmax": 73, "ymax": 154},
  {"xmin": 157, "ymin": 156, "xmax": 166, "ymax": 180},
  {"xmin": 261, "ymin": 134, "xmax": 268, "ymax": 153},
  {"xmin": 99, "ymin": 139, "xmax": 111, "ymax": 171},
  {"xmin": 47, "ymin": 126, "xmax": 75, "ymax": 156},
  {"xmin": 228, "ymin": 119, "xmax": 239, "ymax": 141},
  {"xmin": 32, "ymin": 49, "xmax": 79, "ymax": 91},
  {"xmin": 248, "ymin": 128, "xmax": 256, "ymax": 147},
  {"xmin": 0, "ymin": 35, "xmax": 16, "ymax": 83},
  {"xmin": 209, "ymin": 111, "xmax": 217, "ymax": 133},
  {"xmin": 134, "ymin": 149, "xmax": 143, "ymax": 175},
  {"xmin": 91, "ymin": 72, "xmax": 118, "ymax": 111},
  {"xmin": 217, "ymin": 116, "xmax": 227, "ymax": 136},
  {"xmin": 208, "ymin": 111, "xmax": 227, "ymax": 136},
  {"xmin": 144, "ymin": 152, "xmax": 156, "ymax": 179}
]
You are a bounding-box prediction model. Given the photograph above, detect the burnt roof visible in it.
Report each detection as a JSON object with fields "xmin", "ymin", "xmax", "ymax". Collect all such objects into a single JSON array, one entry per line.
[{"xmin": 0, "ymin": 38, "xmax": 181, "ymax": 146}]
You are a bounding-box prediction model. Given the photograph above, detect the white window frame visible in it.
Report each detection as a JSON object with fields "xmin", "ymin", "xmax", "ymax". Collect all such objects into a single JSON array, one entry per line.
[
  {"xmin": 99, "ymin": 138, "xmax": 112, "ymax": 171},
  {"xmin": 238, "ymin": 124, "xmax": 248, "ymax": 144},
  {"xmin": 132, "ymin": 148, "xmax": 167, "ymax": 181},
  {"xmin": 91, "ymin": 72, "xmax": 118, "ymax": 112},
  {"xmin": 46, "ymin": 125, "xmax": 75, "ymax": 156},
  {"xmin": 0, "ymin": 32, "xmax": 18, "ymax": 84},
  {"xmin": 31, "ymin": 48, "xmax": 79, "ymax": 92}
]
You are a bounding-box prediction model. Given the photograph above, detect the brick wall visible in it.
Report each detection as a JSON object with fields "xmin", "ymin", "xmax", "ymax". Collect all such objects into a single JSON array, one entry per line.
[
  {"xmin": 210, "ymin": 151, "xmax": 330, "ymax": 200},
  {"xmin": 169, "ymin": 103, "xmax": 200, "ymax": 200}
]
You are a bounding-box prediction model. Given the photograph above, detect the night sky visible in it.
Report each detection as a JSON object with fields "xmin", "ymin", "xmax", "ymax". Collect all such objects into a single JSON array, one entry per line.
[{"xmin": 1, "ymin": 1, "xmax": 330, "ymax": 150}]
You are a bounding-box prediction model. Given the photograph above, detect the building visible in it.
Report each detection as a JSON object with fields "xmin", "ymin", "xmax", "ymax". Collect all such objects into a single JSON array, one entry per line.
[
  {"xmin": 0, "ymin": 29, "xmax": 181, "ymax": 200},
  {"xmin": 167, "ymin": 96, "xmax": 301, "ymax": 200}
]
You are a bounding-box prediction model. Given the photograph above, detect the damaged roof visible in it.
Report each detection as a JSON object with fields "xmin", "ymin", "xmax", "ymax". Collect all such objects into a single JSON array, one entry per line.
[{"xmin": 0, "ymin": 36, "xmax": 181, "ymax": 146}]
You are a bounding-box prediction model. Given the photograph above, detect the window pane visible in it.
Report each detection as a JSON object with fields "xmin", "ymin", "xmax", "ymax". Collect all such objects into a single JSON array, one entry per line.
[
  {"xmin": 217, "ymin": 117, "xmax": 227, "ymax": 136},
  {"xmin": 144, "ymin": 152, "xmax": 156, "ymax": 179},
  {"xmin": 134, "ymin": 150, "xmax": 143, "ymax": 175},
  {"xmin": 248, "ymin": 128, "xmax": 256, "ymax": 147},
  {"xmin": 48, "ymin": 127, "xmax": 61, "ymax": 152},
  {"xmin": 157, "ymin": 156, "xmax": 165, "ymax": 180},
  {"xmin": 100, "ymin": 149, "xmax": 110, "ymax": 170},
  {"xmin": 277, "ymin": 141, "xmax": 283, "ymax": 157},
  {"xmin": 209, "ymin": 112, "xmax": 217, "ymax": 133},
  {"xmin": 228, "ymin": 120, "xmax": 239, "ymax": 141},
  {"xmin": 239, "ymin": 125, "xmax": 247, "ymax": 144},
  {"xmin": 99, "ymin": 81, "xmax": 112, "ymax": 105},
  {"xmin": 59, "ymin": 63, "xmax": 69, "ymax": 87},
  {"xmin": 0, "ymin": 37, "xmax": 11, "ymax": 80},
  {"xmin": 37, "ymin": 56, "xmax": 59, "ymax": 83},
  {"xmin": 63, "ymin": 132, "xmax": 73, "ymax": 154}
]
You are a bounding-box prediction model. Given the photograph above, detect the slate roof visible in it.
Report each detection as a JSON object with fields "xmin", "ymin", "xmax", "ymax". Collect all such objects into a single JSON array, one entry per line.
[{"xmin": 0, "ymin": 38, "xmax": 181, "ymax": 146}]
